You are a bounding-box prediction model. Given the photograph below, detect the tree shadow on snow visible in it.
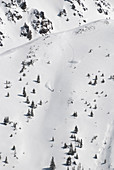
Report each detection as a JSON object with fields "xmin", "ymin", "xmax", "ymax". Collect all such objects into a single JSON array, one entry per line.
[
  {"xmin": 33, "ymin": 80, "xmax": 37, "ymax": 83},
  {"xmin": 62, "ymin": 163, "xmax": 68, "ymax": 166},
  {"xmin": 0, "ymin": 122, "xmax": 6, "ymax": 126},
  {"xmin": 42, "ymin": 168, "xmax": 50, "ymax": 170},
  {"xmin": 18, "ymin": 94, "xmax": 23, "ymax": 97}
]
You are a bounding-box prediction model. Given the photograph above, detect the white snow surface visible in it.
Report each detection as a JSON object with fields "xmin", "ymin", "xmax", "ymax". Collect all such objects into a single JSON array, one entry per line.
[
  {"xmin": 0, "ymin": 0, "xmax": 114, "ymax": 170},
  {"xmin": 0, "ymin": 19, "xmax": 114, "ymax": 170},
  {"xmin": 1, "ymin": 0, "xmax": 114, "ymax": 51}
]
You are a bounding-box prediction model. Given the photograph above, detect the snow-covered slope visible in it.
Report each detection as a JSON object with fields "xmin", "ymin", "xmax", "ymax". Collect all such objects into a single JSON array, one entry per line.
[
  {"xmin": 0, "ymin": 19, "xmax": 114, "ymax": 170},
  {"xmin": 1, "ymin": 0, "xmax": 114, "ymax": 52}
]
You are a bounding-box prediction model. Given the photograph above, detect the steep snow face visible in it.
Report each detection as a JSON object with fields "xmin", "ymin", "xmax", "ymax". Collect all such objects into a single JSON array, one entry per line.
[
  {"xmin": 0, "ymin": 19, "xmax": 114, "ymax": 170},
  {"xmin": 27, "ymin": 0, "xmax": 64, "ymax": 11}
]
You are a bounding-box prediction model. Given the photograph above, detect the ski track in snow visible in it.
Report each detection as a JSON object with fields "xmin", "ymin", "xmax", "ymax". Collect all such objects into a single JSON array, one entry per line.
[{"xmin": 96, "ymin": 122, "xmax": 114, "ymax": 170}]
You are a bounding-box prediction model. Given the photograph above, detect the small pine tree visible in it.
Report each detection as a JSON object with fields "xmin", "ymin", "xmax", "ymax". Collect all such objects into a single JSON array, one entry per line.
[
  {"xmin": 4, "ymin": 156, "xmax": 8, "ymax": 164},
  {"xmin": 90, "ymin": 111, "xmax": 93, "ymax": 117},
  {"xmin": 23, "ymin": 91, "xmax": 26, "ymax": 97},
  {"xmin": 73, "ymin": 162, "xmax": 76, "ymax": 167},
  {"xmin": 13, "ymin": 123, "xmax": 17, "ymax": 130},
  {"xmin": 93, "ymin": 79, "xmax": 97, "ymax": 85},
  {"xmin": 31, "ymin": 108, "xmax": 34, "ymax": 117},
  {"xmin": 32, "ymin": 89, "xmax": 35, "ymax": 94},
  {"xmin": 4, "ymin": 117, "xmax": 9, "ymax": 125},
  {"xmin": 39, "ymin": 100, "xmax": 42, "ymax": 105},
  {"xmin": 74, "ymin": 126, "xmax": 78, "ymax": 134},
  {"xmin": 70, "ymin": 134, "xmax": 74, "ymax": 138},
  {"xmin": 80, "ymin": 139, "xmax": 83, "ymax": 148},
  {"xmin": 94, "ymin": 154, "xmax": 97, "ymax": 159},
  {"xmin": 68, "ymin": 144, "xmax": 74, "ymax": 155},
  {"xmin": 20, "ymin": 2, "xmax": 27, "ymax": 10},
  {"xmin": 14, "ymin": 150, "xmax": 16, "ymax": 157},
  {"xmin": 19, "ymin": 77, "xmax": 22, "ymax": 81},
  {"xmin": 50, "ymin": 157, "xmax": 56, "ymax": 170},
  {"xmin": 75, "ymin": 153, "xmax": 78, "ymax": 159},
  {"xmin": 27, "ymin": 30, "xmax": 32, "ymax": 40},
  {"xmin": 88, "ymin": 81, "xmax": 92, "ymax": 85},
  {"xmin": 51, "ymin": 137, "xmax": 54, "ymax": 141},
  {"xmin": 72, "ymin": 112, "xmax": 77, "ymax": 117},
  {"xmin": 23, "ymin": 87, "xmax": 25, "ymax": 93},
  {"xmin": 63, "ymin": 143, "xmax": 67, "ymax": 149},
  {"xmin": 31, "ymin": 101, "xmax": 35, "ymax": 109},
  {"xmin": 27, "ymin": 109, "xmax": 31, "ymax": 116},
  {"xmin": 26, "ymin": 96, "xmax": 30, "ymax": 104},
  {"xmin": 37, "ymin": 75, "xmax": 40, "ymax": 83},
  {"xmin": 66, "ymin": 157, "xmax": 71, "ymax": 166},
  {"xmin": 87, "ymin": 73, "xmax": 90, "ymax": 77},
  {"xmin": 101, "ymin": 79, "xmax": 105, "ymax": 83},
  {"xmin": 95, "ymin": 75, "xmax": 97, "ymax": 80},
  {"xmin": 12, "ymin": 145, "xmax": 16, "ymax": 150},
  {"xmin": 101, "ymin": 73, "xmax": 104, "ymax": 77},
  {"xmin": 23, "ymin": 87, "xmax": 26, "ymax": 97},
  {"xmin": 6, "ymin": 92, "xmax": 9, "ymax": 97},
  {"xmin": 104, "ymin": 159, "xmax": 106, "ymax": 164},
  {"xmin": 93, "ymin": 104, "xmax": 97, "ymax": 109}
]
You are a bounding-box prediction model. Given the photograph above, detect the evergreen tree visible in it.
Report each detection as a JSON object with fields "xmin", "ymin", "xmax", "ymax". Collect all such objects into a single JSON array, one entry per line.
[
  {"xmin": 101, "ymin": 79, "xmax": 105, "ymax": 83},
  {"xmin": 93, "ymin": 79, "xmax": 97, "ymax": 85},
  {"xmin": 4, "ymin": 156, "xmax": 8, "ymax": 164},
  {"xmin": 20, "ymin": 2, "xmax": 27, "ymax": 10},
  {"xmin": 32, "ymin": 89, "xmax": 35, "ymax": 94},
  {"xmin": 12, "ymin": 145, "xmax": 16, "ymax": 150},
  {"xmin": 75, "ymin": 153, "xmax": 78, "ymax": 159},
  {"xmin": 93, "ymin": 104, "xmax": 97, "ymax": 109},
  {"xmin": 39, "ymin": 100, "xmax": 42, "ymax": 105},
  {"xmin": 4, "ymin": 117, "xmax": 9, "ymax": 125},
  {"xmin": 51, "ymin": 137, "xmax": 54, "ymax": 141},
  {"xmin": 104, "ymin": 159, "xmax": 106, "ymax": 164},
  {"xmin": 63, "ymin": 143, "xmax": 67, "ymax": 149},
  {"xmin": 72, "ymin": 112, "xmax": 77, "ymax": 117},
  {"xmin": 37, "ymin": 75, "xmax": 40, "ymax": 83},
  {"xmin": 74, "ymin": 126, "xmax": 78, "ymax": 134},
  {"xmin": 26, "ymin": 96, "xmax": 30, "ymax": 104},
  {"xmin": 13, "ymin": 123, "xmax": 17, "ymax": 130},
  {"xmin": 27, "ymin": 109, "xmax": 31, "ymax": 116},
  {"xmin": 27, "ymin": 30, "xmax": 32, "ymax": 40},
  {"xmin": 23, "ymin": 87, "xmax": 26, "ymax": 97},
  {"xmin": 31, "ymin": 101, "xmax": 35, "ymax": 109},
  {"xmin": 94, "ymin": 154, "xmax": 97, "ymax": 159},
  {"xmin": 68, "ymin": 144, "xmax": 74, "ymax": 155},
  {"xmin": 90, "ymin": 111, "xmax": 93, "ymax": 117},
  {"xmin": 50, "ymin": 157, "xmax": 56, "ymax": 170},
  {"xmin": 80, "ymin": 139, "xmax": 83, "ymax": 148},
  {"xmin": 19, "ymin": 77, "xmax": 22, "ymax": 81},
  {"xmin": 66, "ymin": 157, "xmax": 71, "ymax": 166},
  {"xmin": 31, "ymin": 108, "xmax": 34, "ymax": 117},
  {"xmin": 6, "ymin": 92, "xmax": 9, "ymax": 97}
]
